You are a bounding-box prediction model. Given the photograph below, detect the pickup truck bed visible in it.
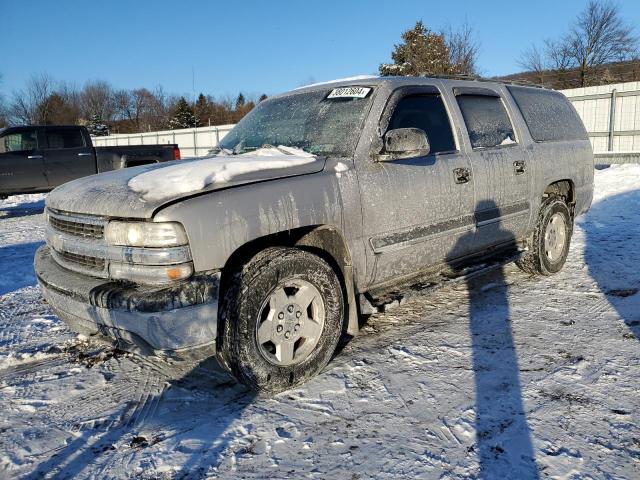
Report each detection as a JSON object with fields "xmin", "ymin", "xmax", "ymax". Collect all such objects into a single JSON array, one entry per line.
[{"xmin": 0, "ymin": 125, "xmax": 180, "ymax": 198}]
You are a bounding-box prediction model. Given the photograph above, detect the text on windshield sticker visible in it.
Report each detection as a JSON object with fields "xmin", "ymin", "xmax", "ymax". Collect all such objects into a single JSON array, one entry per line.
[{"xmin": 327, "ymin": 87, "xmax": 372, "ymax": 99}]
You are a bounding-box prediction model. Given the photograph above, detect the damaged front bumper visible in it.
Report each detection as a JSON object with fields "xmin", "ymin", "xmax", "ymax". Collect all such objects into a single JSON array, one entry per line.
[{"xmin": 34, "ymin": 246, "xmax": 220, "ymax": 359}]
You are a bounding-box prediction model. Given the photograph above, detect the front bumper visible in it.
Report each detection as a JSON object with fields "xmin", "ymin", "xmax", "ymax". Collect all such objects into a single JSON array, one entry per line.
[{"xmin": 34, "ymin": 246, "xmax": 220, "ymax": 358}]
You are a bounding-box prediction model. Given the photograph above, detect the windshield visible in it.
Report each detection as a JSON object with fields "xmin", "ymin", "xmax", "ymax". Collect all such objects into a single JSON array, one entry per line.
[{"xmin": 218, "ymin": 88, "xmax": 374, "ymax": 157}]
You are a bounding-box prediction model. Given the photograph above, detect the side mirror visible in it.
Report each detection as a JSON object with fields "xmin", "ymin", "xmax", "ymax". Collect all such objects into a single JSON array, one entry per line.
[{"xmin": 379, "ymin": 128, "xmax": 430, "ymax": 161}]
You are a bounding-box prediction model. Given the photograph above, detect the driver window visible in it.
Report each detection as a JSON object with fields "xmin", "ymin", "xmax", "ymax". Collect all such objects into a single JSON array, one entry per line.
[
  {"xmin": 389, "ymin": 94, "xmax": 456, "ymax": 154},
  {"xmin": 0, "ymin": 131, "xmax": 38, "ymax": 154}
]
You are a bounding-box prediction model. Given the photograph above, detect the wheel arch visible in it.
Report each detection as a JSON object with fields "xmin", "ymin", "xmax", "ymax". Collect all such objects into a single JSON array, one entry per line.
[
  {"xmin": 544, "ymin": 179, "xmax": 575, "ymax": 205},
  {"xmin": 220, "ymin": 224, "xmax": 359, "ymax": 337}
]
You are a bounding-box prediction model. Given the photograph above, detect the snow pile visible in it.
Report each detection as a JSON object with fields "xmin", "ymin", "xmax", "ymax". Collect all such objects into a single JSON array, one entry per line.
[
  {"xmin": 0, "ymin": 194, "xmax": 45, "ymax": 212},
  {"xmin": 589, "ymin": 163, "xmax": 640, "ymax": 202},
  {"xmin": 128, "ymin": 146, "xmax": 316, "ymax": 202}
]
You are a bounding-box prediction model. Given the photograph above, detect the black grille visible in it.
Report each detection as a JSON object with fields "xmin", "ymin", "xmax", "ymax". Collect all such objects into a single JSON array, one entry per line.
[
  {"xmin": 58, "ymin": 251, "xmax": 105, "ymax": 271},
  {"xmin": 50, "ymin": 215, "xmax": 104, "ymax": 239}
]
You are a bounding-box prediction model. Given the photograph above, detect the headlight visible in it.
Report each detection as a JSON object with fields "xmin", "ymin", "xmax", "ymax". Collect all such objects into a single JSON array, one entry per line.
[{"xmin": 105, "ymin": 221, "xmax": 188, "ymax": 247}]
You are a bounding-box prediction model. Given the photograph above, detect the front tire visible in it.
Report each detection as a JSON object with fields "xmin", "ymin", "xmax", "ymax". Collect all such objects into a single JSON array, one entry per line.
[
  {"xmin": 216, "ymin": 247, "xmax": 344, "ymax": 394},
  {"xmin": 517, "ymin": 196, "xmax": 573, "ymax": 275}
]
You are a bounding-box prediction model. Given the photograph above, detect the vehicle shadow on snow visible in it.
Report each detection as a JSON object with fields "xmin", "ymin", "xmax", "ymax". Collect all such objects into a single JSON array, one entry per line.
[
  {"xmin": 583, "ymin": 189, "xmax": 640, "ymax": 339},
  {"xmin": 447, "ymin": 200, "xmax": 539, "ymax": 479},
  {"xmin": 27, "ymin": 353, "xmax": 256, "ymax": 479},
  {"xmin": 0, "ymin": 196, "xmax": 45, "ymax": 219},
  {"xmin": 0, "ymin": 241, "xmax": 44, "ymax": 295}
]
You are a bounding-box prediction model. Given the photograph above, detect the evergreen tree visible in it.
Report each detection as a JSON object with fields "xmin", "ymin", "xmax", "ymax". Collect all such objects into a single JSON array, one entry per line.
[
  {"xmin": 379, "ymin": 21, "xmax": 454, "ymax": 77},
  {"xmin": 258, "ymin": 93, "xmax": 268, "ymax": 102},
  {"xmin": 87, "ymin": 114, "xmax": 109, "ymax": 136},
  {"xmin": 235, "ymin": 92, "xmax": 246, "ymax": 110},
  {"xmin": 169, "ymin": 96, "xmax": 198, "ymax": 129},
  {"xmin": 194, "ymin": 93, "xmax": 209, "ymax": 126}
]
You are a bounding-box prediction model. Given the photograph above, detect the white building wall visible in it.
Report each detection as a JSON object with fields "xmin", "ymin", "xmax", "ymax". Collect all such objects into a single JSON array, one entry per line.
[
  {"xmin": 91, "ymin": 124, "xmax": 235, "ymax": 157},
  {"xmin": 561, "ymin": 81, "xmax": 640, "ymax": 153}
]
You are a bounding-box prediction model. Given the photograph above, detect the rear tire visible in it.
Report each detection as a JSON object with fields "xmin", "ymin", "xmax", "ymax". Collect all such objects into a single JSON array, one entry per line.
[
  {"xmin": 517, "ymin": 196, "xmax": 573, "ymax": 276},
  {"xmin": 216, "ymin": 247, "xmax": 344, "ymax": 394}
]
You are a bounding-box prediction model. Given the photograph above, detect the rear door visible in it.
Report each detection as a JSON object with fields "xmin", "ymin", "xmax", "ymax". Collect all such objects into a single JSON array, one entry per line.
[
  {"xmin": 451, "ymin": 86, "xmax": 531, "ymax": 250},
  {"xmin": 0, "ymin": 127, "xmax": 48, "ymax": 193},
  {"xmin": 43, "ymin": 126, "xmax": 95, "ymax": 188},
  {"xmin": 357, "ymin": 85, "xmax": 476, "ymax": 287}
]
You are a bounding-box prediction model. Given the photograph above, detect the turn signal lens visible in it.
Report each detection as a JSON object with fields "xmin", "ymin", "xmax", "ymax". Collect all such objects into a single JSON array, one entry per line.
[{"xmin": 109, "ymin": 262, "xmax": 193, "ymax": 284}]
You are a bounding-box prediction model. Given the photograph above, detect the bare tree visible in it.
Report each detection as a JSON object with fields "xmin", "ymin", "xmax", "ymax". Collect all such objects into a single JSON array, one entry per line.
[
  {"xmin": 81, "ymin": 80, "xmax": 114, "ymax": 122},
  {"xmin": 113, "ymin": 87, "xmax": 170, "ymax": 132},
  {"xmin": 519, "ymin": 0, "xmax": 639, "ymax": 87},
  {"xmin": 9, "ymin": 72, "xmax": 55, "ymax": 124},
  {"xmin": 567, "ymin": 0, "xmax": 639, "ymax": 86},
  {"xmin": 544, "ymin": 39, "xmax": 574, "ymax": 71},
  {"xmin": 518, "ymin": 44, "xmax": 547, "ymax": 84},
  {"xmin": 446, "ymin": 21, "xmax": 481, "ymax": 75}
]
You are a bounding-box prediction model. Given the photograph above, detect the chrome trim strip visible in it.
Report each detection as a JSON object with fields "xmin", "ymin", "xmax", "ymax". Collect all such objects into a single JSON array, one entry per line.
[
  {"xmin": 47, "ymin": 208, "xmax": 107, "ymax": 226},
  {"xmin": 370, "ymin": 201, "xmax": 530, "ymax": 254}
]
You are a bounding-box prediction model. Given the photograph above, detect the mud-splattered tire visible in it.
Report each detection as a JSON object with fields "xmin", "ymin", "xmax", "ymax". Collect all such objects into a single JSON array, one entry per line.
[
  {"xmin": 517, "ymin": 196, "xmax": 573, "ymax": 276},
  {"xmin": 216, "ymin": 247, "xmax": 344, "ymax": 395}
]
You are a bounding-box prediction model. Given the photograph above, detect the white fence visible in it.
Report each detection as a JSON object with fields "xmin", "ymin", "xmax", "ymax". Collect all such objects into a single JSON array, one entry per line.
[
  {"xmin": 91, "ymin": 124, "xmax": 235, "ymax": 157},
  {"xmin": 90, "ymin": 82, "xmax": 640, "ymax": 157},
  {"xmin": 562, "ymin": 81, "xmax": 640, "ymax": 153}
]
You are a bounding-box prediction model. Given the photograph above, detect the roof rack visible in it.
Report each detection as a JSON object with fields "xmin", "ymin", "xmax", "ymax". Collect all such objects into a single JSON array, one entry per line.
[{"xmin": 420, "ymin": 73, "xmax": 545, "ymax": 89}]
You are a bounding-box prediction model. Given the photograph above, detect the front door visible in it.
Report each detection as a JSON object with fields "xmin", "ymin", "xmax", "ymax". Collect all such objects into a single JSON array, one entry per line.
[
  {"xmin": 0, "ymin": 127, "xmax": 48, "ymax": 194},
  {"xmin": 357, "ymin": 86, "xmax": 476, "ymax": 288},
  {"xmin": 43, "ymin": 127, "xmax": 95, "ymax": 188}
]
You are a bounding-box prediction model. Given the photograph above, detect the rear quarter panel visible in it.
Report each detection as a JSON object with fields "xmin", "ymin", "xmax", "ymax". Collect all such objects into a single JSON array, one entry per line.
[{"xmin": 530, "ymin": 138, "xmax": 594, "ymax": 216}]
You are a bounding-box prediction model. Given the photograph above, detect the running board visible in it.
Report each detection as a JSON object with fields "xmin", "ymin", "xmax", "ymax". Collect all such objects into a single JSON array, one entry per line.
[{"xmin": 360, "ymin": 250, "xmax": 525, "ymax": 314}]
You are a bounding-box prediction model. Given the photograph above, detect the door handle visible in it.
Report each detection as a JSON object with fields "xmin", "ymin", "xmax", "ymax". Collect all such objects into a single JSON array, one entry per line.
[
  {"xmin": 27, "ymin": 155, "xmax": 43, "ymax": 159},
  {"xmin": 77, "ymin": 152, "xmax": 93, "ymax": 157},
  {"xmin": 453, "ymin": 167, "xmax": 471, "ymax": 184},
  {"xmin": 513, "ymin": 160, "xmax": 526, "ymax": 175}
]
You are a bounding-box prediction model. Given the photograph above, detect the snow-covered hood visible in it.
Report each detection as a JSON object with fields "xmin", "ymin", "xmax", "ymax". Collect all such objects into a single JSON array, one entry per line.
[{"xmin": 46, "ymin": 147, "xmax": 325, "ymax": 219}]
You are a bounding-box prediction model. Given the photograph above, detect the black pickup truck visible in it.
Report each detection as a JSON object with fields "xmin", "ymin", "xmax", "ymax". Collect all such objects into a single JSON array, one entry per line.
[{"xmin": 0, "ymin": 125, "xmax": 180, "ymax": 199}]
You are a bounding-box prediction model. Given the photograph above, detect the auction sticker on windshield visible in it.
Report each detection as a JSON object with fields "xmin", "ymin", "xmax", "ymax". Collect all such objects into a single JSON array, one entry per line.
[{"xmin": 327, "ymin": 87, "xmax": 372, "ymax": 99}]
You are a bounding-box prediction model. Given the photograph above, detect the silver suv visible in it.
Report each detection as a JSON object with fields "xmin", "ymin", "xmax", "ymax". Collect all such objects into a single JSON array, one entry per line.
[{"xmin": 35, "ymin": 77, "xmax": 594, "ymax": 393}]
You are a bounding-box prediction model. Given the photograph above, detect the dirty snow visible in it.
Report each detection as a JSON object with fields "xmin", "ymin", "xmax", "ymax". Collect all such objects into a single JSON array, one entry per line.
[
  {"xmin": 128, "ymin": 146, "xmax": 316, "ymax": 202},
  {"xmin": 0, "ymin": 165, "xmax": 639, "ymax": 479}
]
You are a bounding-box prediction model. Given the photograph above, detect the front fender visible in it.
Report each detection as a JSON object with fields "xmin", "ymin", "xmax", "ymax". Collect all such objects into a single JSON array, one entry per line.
[{"xmin": 153, "ymin": 172, "xmax": 344, "ymax": 272}]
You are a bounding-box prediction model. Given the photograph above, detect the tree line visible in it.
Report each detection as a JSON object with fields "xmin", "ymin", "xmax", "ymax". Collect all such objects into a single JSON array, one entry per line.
[
  {"xmin": 1, "ymin": 1, "xmax": 637, "ymax": 133},
  {"xmin": 518, "ymin": 0, "xmax": 638, "ymax": 88},
  {"xmin": 0, "ymin": 74, "xmax": 265, "ymax": 135}
]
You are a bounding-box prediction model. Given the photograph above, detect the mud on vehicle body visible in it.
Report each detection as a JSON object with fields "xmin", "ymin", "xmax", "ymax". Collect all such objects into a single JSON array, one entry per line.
[{"xmin": 35, "ymin": 76, "xmax": 594, "ymax": 393}]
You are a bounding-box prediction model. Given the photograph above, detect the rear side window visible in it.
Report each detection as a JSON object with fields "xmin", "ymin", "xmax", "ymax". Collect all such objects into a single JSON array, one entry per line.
[
  {"xmin": 388, "ymin": 94, "xmax": 456, "ymax": 153},
  {"xmin": 507, "ymin": 86, "xmax": 587, "ymax": 142},
  {"xmin": 456, "ymin": 95, "xmax": 516, "ymax": 149},
  {"xmin": 45, "ymin": 128, "xmax": 85, "ymax": 149},
  {"xmin": 0, "ymin": 130, "xmax": 38, "ymax": 153}
]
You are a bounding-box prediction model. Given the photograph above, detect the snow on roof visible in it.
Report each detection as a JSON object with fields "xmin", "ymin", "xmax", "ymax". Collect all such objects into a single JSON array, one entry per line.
[{"xmin": 294, "ymin": 75, "xmax": 379, "ymax": 90}]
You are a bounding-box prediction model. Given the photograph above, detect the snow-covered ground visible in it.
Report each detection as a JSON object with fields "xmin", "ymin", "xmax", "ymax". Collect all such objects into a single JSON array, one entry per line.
[{"xmin": 0, "ymin": 167, "xmax": 639, "ymax": 479}]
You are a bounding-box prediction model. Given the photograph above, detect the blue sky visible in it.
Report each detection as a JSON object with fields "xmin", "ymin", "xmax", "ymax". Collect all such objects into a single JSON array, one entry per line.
[{"xmin": 2, "ymin": 0, "xmax": 640, "ymax": 99}]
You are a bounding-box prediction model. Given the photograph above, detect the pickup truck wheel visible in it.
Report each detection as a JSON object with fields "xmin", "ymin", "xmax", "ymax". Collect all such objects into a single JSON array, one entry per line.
[
  {"xmin": 217, "ymin": 247, "xmax": 344, "ymax": 394},
  {"xmin": 516, "ymin": 196, "xmax": 573, "ymax": 276}
]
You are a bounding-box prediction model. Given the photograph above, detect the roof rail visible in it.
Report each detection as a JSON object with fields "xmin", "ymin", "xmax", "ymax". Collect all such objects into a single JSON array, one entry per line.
[{"xmin": 420, "ymin": 74, "xmax": 545, "ymax": 89}]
